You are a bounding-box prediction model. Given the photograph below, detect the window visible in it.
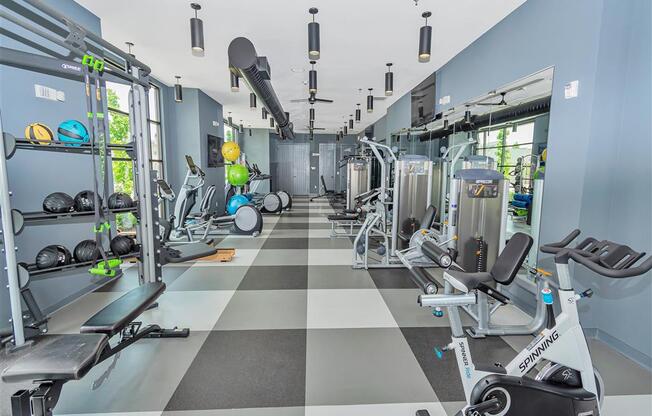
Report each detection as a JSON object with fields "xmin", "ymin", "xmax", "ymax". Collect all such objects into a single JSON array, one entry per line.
[{"xmin": 107, "ymin": 82, "xmax": 164, "ymax": 231}]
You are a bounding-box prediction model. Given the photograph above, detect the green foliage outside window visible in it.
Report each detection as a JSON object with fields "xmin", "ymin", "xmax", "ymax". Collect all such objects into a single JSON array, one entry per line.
[{"xmin": 495, "ymin": 129, "xmax": 512, "ymax": 178}]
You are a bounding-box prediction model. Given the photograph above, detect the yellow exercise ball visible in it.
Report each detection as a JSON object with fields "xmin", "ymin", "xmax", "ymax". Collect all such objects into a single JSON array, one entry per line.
[
  {"xmin": 25, "ymin": 122, "xmax": 54, "ymax": 145},
  {"xmin": 541, "ymin": 148, "xmax": 548, "ymax": 162},
  {"xmin": 222, "ymin": 141, "xmax": 241, "ymax": 162}
]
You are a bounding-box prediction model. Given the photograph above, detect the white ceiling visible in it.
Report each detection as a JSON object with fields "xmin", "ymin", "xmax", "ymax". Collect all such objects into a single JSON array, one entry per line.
[{"xmin": 78, "ymin": 0, "xmax": 524, "ymax": 134}]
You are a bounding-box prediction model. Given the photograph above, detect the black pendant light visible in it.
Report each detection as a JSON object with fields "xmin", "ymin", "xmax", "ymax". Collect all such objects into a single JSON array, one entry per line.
[
  {"xmin": 174, "ymin": 76, "xmax": 183, "ymax": 102},
  {"xmin": 230, "ymin": 72, "xmax": 239, "ymax": 92},
  {"xmin": 308, "ymin": 8, "xmax": 320, "ymax": 60},
  {"xmin": 443, "ymin": 118, "xmax": 449, "ymax": 129},
  {"xmin": 239, "ymin": 122, "xmax": 244, "ymax": 133},
  {"xmin": 512, "ymin": 123, "xmax": 518, "ymax": 133},
  {"xmin": 385, "ymin": 63, "xmax": 394, "ymax": 96},
  {"xmin": 227, "ymin": 112, "xmax": 232, "ymax": 126},
  {"xmin": 343, "ymin": 122, "xmax": 348, "ymax": 135},
  {"xmin": 418, "ymin": 11, "xmax": 432, "ymax": 63},
  {"xmin": 309, "ymin": 105, "xmax": 315, "ymax": 121},
  {"xmin": 367, "ymin": 88, "xmax": 374, "ymax": 113},
  {"xmin": 262, "ymin": 107, "xmax": 268, "ymax": 119},
  {"xmin": 270, "ymin": 117, "xmax": 275, "ymax": 128},
  {"xmin": 190, "ymin": 3, "xmax": 204, "ymax": 56},
  {"xmin": 250, "ymin": 93, "xmax": 257, "ymax": 110},
  {"xmin": 249, "ymin": 125, "xmax": 252, "ymax": 136},
  {"xmin": 355, "ymin": 104, "xmax": 361, "ymax": 122},
  {"xmin": 309, "ymin": 61, "xmax": 317, "ymax": 94},
  {"xmin": 464, "ymin": 107, "xmax": 472, "ymax": 124},
  {"xmin": 349, "ymin": 115, "xmax": 354, "ymax": 129},
  {"xmin": 309, "ymin": 120, "xmax": 315, "ymax": 130},
  {"xmin": 124, "ymin": 42, "xmax": 134, "ymax": 73}
]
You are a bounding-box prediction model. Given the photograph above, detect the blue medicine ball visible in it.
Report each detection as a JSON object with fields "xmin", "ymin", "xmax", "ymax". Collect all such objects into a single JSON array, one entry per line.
[
  {"xmin": 226, "ymin": 194, "xmax": 249, "ymax": 215},
  {"xmin": 57, "ymin": 120, "xmax": 89, "ymax": 147}
]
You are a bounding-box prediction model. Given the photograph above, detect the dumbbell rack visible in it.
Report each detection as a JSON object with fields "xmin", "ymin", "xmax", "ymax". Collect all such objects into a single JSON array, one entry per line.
[{"xmin": 0, "ymin": 0, "xmax": 163, "ymax": 349}]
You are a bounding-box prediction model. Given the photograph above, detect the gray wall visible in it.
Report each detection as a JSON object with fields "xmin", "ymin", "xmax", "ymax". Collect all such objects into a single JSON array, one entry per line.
[
  {"xmin": 242, "ymin": 128, "xmax": 271, "ymax": 193},
  {"xmin": 0, "ymin": 0, "xmax": 106, "ymax": 326}
]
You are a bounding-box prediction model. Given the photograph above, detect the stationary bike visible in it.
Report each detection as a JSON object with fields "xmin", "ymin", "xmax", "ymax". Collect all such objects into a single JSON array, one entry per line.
[{"xmin": 416, "ymin": 229, "xmax": 652, "ymax": 416}]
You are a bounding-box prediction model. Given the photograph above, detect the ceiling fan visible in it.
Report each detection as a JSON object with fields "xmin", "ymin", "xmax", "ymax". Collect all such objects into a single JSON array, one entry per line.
[
  {"xmin": 473, "ymin": 77, "xmax": 546, "ymax": 107},
  {"xmin": 290, "ymin": 92, "xmax": 333, "ymax": 104},
  {"xmin": 476, "ymin": 91, "xmax": 510, "ymax": 107},
  {"xmin": 305, "ymin": 124, "xmax": 326, "ymax": 130}
]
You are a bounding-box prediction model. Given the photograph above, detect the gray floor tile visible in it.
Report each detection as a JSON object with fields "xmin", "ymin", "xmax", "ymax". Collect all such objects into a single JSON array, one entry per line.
[
  {"xmin": 164, "ymin": 407, "xmax": 305, "ymax": 416},
  {"xmin": 165, "ymin": 329, "xmax": 306, "ymax": 410},
  {"xmin": 238, "ymin": 265, "xmax": 308, "ymax": 290},
  {"xmin": 308, "ymin": 238, "xmax": 354, "ymax": 249},
  {"xmin": 168, "ymin": 266, "xmax": 248, "ymax": 291},
  {"xmin": 400, "ymin": 326, "xmax": 517, "ymax": 402},
  {"xmin": 368, "ymin": 268, "xmax": 422, "ymax": 289},
  {"xmin": 274, "ymin": 222, "xmax": 313, "ymax": 229},
  {"xmin": 215, "ymin": 290, "xmax": 307, "ymax": 330},
  {"xmin": 262, "ymin": 237, "xmax": 309, "ymax": 249},
  {"xmin": 305, "ymin": 328, "xmax": 436, "ymax": 406},
  {"xmin": 308, "ymin": 265, "xmax": 376, "ymax": 289},
  {"xmin": 215, "ymin": 237, "xmax": 267, "ymax": 249},
  {"xmin": 253, "ymin": 249, "xmax": 309, "ymax": 265},
  {"xmin": 98, "ymin": 265, "xmax": 190, "ymax": 292},
  {"xmin": 379, "ymin": 288, "xmax": 472, "ymax": 327}
]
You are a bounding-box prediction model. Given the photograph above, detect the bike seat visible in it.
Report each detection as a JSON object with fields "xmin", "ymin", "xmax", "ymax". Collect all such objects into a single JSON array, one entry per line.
[{"xmin": 444, "ymin": 270, "xmax": 493, "ymax": 293}]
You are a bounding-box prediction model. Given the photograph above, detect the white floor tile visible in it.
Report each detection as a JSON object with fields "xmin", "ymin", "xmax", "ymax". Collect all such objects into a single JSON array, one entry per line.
[
  {"xmin": 307, "ymin": 289, "xmax": 398, "ymax": 328},
  {"xmin": 308, "ymin": 249, "xmax": 353, "ymax": 265},
  {"xmin": 602, "ymin": 394, "xmax": 652, "ymax": 415},
  {"xmin": 140, "ymin": 290, "xmax": 235, "ymax": 331}
]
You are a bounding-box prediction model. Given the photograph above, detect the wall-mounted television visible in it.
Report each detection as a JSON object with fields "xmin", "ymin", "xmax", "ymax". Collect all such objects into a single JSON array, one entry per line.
[
  {"xmin": 207, "ymin": 134, "xmax": 224, "ymax": 167},
  {"xmin": 411, "ymin": 72, "xmax": 436, "ymax": 127}
]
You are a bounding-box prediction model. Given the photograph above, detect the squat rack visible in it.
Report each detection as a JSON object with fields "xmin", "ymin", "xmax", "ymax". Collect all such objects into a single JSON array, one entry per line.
[{"xmin": 0, "ymin": 0, "xmax": 162, "ymax": 348}]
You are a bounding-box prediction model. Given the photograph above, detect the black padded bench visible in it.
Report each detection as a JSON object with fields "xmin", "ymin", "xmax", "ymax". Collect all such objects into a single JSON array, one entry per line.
[{"xmin": 2, "ymin": 282, "xmax": 188, "ymax": 416}]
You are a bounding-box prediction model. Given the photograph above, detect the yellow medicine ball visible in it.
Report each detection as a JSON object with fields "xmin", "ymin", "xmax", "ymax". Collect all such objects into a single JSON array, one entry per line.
[
  {"xmin": 541, "ymin": 148, "xmax": 547, "ymax": 162},
  {"xmin": 25, "ymin": 123, "xmax": 54, "ymax": 145},
  {"xmin": 222, "ymin": 141, "xmax": 241, "ymax": 162}
]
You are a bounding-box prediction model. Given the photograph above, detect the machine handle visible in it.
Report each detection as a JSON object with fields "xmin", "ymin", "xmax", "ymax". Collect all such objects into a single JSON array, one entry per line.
[
  {"xmin": 568, "ymin": 250, "xmax": 652, "ymax": 279},
  {"xmin": 540, "ymin": 229, "xmax": 581, "ymax": 253}
]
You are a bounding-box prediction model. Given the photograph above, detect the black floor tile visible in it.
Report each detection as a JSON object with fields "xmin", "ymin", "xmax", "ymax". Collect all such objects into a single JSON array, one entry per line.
[
  {"xmin": 238, "ymin": 265, "xmax": 308, "ymax": 290},
  {"xmin": 274, "ymin": 222, "xmax": 313, "ymax": 229},
  {"xmin": 368, "ymin": 268, "xmax": 420, "ymax": 289},
  {"xmin": 165, "ymin": 329, "xmax": 307, "ymax": 410},
  {"xmin": 400, "ymin": 326, "xmax": 517, "ymax": 402},
  {"xmin": 262, "ymin": 238, "xmax": 310, "ymax": 249}
]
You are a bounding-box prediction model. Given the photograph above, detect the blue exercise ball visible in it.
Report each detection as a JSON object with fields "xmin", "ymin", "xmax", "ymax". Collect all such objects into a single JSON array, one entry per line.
[
  {"xmin": 227, "ymin": 194, "xmax": 249, "ymax": 215},
  {"xmin": 57, "ymin": 120, "xmax": 89, "ymax": 147}
]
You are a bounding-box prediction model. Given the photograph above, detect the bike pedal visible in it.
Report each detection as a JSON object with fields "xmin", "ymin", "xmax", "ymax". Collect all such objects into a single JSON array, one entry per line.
[
  {"xmin": 434, "ymin": 347, "xmax": 444, "ymax": 360},
  {"xmin": 433, "ymin": 308, "xmax": 444, "ymax": 318}
]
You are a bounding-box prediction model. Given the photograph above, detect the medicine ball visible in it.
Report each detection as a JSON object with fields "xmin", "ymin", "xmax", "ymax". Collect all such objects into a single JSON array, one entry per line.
[
  {"xmin": 221, "ymin": 141, "xmax": 241, "ymax": 162},
  {"xmin": 24, "ymin": 123, "xmax": 54, "ymax": 146},
  {"xmin": 74, "ymin": 190, "xmax": 102, "ymax": 212},
  {"xmin": 57, "ymin": 120, "xmax": 89, "ymax": 147},
  {"xmin": 226, "ymin": 194, "xmax": 249, "ymax": 215},
  {"xmin": 73, "ymin": 239, "xmax": 100, "ymax": 263},
  {"xmin": 35, "ymin": 245, "xmax": 72, "ymax": 269},
  {"xmin": 227, "ymin": 164, "xmax": 249, "ymax": 186},
  {"xmin": 43, "ymin": 192, "xmax": 75, "ymax": 213},
  {"xmin": 110, "ymin": 235, "xmax": 135, "ymax": 256},
  {"xmin": 108, "ymin": 192, "xmax": 134, "ymax": 209}
]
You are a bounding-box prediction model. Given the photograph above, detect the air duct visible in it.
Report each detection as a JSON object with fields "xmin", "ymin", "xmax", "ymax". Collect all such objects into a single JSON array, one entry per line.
[{"xmin": 228, "ymin": 37, "xmax": 295, "ymax": 139}]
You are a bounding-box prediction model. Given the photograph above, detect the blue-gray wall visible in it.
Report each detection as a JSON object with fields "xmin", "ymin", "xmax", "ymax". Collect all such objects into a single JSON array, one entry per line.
[{"xmin": 242, "ymin": 128, "xmax": 271, "ymax": 193}]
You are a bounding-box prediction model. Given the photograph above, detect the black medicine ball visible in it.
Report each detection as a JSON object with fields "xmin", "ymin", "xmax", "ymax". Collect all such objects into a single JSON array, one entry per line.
[
  {"xmin": 43, "ymin": 192, "xmax": 74, "ymax": 213},
  {"xmin": 74, "ymin": 190, "xmax": 102, "ymax": 212},
  {"xmin": 110, "ymin": 235, "xmax": 135, "ymax": 256},
  {"xmin": 73, "ymin": 239, "xmax": 100, "ymax": 263},
  {"xmin": 35, "ymin": 245, "xmax": 72, "ymax": 269},
  {"xmin": 108, "ymin": 192, "xmax": 134, "ymax": 209}
]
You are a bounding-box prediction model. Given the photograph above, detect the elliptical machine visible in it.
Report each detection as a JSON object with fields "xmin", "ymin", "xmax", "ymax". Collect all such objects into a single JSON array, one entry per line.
[
  {"xmin": 226, "ymin": 161, "xmax": 292, "ymax": 214},
  {"xmin": 415, "ymin": 229, "xmax": 652, "ymax": 416}
]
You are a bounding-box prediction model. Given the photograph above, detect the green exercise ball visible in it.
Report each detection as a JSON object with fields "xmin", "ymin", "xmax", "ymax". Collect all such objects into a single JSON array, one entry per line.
[{"xmin": 228, "ymin": 164, "xmax": 249, "ymax": 186}]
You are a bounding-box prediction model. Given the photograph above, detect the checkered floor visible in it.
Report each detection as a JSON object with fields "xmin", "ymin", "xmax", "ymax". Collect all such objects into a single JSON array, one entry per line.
[{"xmin": 1, "ymin": 195, "xmax": 651, "ymax": 415}]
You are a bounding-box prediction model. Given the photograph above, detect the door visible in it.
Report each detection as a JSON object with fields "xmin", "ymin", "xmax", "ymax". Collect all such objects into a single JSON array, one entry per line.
[
  {"xmin": 319, "ymin": 143, "xmax": 336, "ymax": 192},
  {"xmin": 291, "ymin": 143, "xmax": 310, "ymax": 195},
  {"xmin": 339, "ymin": 144, "xmax": 356, "ymax": 193}
]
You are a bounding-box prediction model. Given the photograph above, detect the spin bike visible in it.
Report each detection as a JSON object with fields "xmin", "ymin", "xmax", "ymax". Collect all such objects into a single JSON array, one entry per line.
[{"xmin": 415, "ymin": 229, "xmax": 652, "ymax": 416}]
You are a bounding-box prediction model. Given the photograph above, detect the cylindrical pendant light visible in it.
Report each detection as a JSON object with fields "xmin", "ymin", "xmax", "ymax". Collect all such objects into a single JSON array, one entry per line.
[
  {"xmin": 418, "ymin": 11, "xmax": 432, "ymax": 63},
  {"xmin": 355, "ymin": 104, "xmax": 361, "ymax": 122},
  {"xmin": 309, "ymin": 61, "xmax": 317, "ymax": 94},
  {"xmin": 230, "ymin": 72, "xmax": 239, "ymax": 92},
  {"xmin": 190, "ymin": 3, "xmax": 204, "ymax": 56},
  {"xmin": 227, "ymin": 112, "xmax": 232, "ymax": 126},
  {"xmin": 309, "ymin": 106, "xmax": 315, "ymax": 121},
  {"xmin": 262, "ymin": 108, "xmax": 268, "ymax": 119},
  {"xmin": 308, "ymin": 8, "xmax": 320, "ymax": 60},
  {"xmin": 250, "ymin": 93, "xmax": 257, "ymax": 110},
  {"xmin": 174, "ymin": 76, "xmax": 183, "ymax": 102},
  {"xmin": 349, "ymin": 115, "xmax": 354, "ymax": 129},
  {"xmin": 343, "ymin": 123, "xmax": 348, "ymax": 135},
  {"xmin": 309, "ymin": 120, "xmax": 315, "ymax": 130},
  {"xmin": 125, "ymin": 42, "xmax": 135, "ymax": 73},
  {"xmin": 464, "ymin": 108, "xmax": 471, "ymax": 123},
  {"xmin": 385, "ymin": 63, "xmax": 394, "ymax": 96},
  {"xmin": 443, "ymin": 118, "xmax": 449, "ymax": 129},
  {"xmin": 249, "ymin": 126, "xmax": 252, "ymax": 136},
  {"xmin": 239, "ymin": 122, "xmax": 244, "ymax": 133},
  {"xmin": 270, "ymin": 117, "xmax": 275, "ymax": 128},
  {"xmin": 512, "ymin": 123, "xmax": 518, "ymax": 133},
  {"xmin": 367, "ymin": 88, "xmax": 374, "ymax": 113}
]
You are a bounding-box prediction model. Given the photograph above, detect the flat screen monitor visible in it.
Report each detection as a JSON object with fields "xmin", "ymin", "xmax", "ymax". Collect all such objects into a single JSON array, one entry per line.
[{"xmin": 207, "ymin": 134, "xmax": 224, "ymax": 167}]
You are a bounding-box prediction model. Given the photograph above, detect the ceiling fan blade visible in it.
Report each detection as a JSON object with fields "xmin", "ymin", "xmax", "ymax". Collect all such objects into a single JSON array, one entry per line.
[
  {"xmin": 290, "ymin": 98, "xmax": 311, "ymax": 103},
  {"xmin": 373, "ymin": 96, "xmax": 388, "ymax": 100},
  {"xmin": 313, "ymin": 98, "xmax": 334, "ymax": 103}
]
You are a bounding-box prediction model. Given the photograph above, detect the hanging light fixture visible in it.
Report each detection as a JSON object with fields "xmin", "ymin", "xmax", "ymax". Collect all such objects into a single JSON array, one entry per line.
[
  {"xmin": 308, "ymin": 8, "xmax": 320, "ymax": 60},
  {"xmin": 190, "ymin": 3, "xmax": 204, "ymax": 56},
  {"xmin": 249, "ymin": 125, "xmax": 252, "ymax": 136},
  {"xmin": 367, "ymin": 88, "xmax": 374, "ymax": 113},
  {"xmin": 227, "ymin": 112, "xmax": 233, "ymax": 126},
  {"xmin": 174, "ymin": 76, "xmax": 183, "ymax": 102},
  {"xmin": 270, "ymin": 117, "xmax": 275, "ymax": 128},
  {"xmin": 262, "ymin": 107, "xmax": 268, "ymax": 119},
  {"xmin": 309, "ymin": 105, "xmax": 315, "ymax": 121},
  {"xmin": 309, "ymin": 120, "xmax": 315, "ymax": 130},
  {"xmin": 464, "ymin": 107, "xmax": 471, "ymax": 123},
  {"xmin": 355, "ymin": 104, "xmax": 361, "ymax": 122},
  {"xmin": 124, "ymin": 42, "xmax": 135, "ymax": 73},
  {"xmin": 349, "ymin": 115, "xmax": 354, "ymax": 129},
  {"xmin": 250, "ymin": 93, "xmax": 257, "ymax": 110},
  {"xmin": 443, "ymin": 118, "xmax": 449, "ymax": 129},
  {"xmin": 512, "ymin": 123, "xmax": 518, "ymax": 133},
  {"xmin": 309, "ymin": 61, "xmax": 317, "ymax": 94},
  {"xmin": 230, "ymin": 72, "xmax": 240, "ymax": 92},
  {"xmin": 418, "ymin": 11, "xmax": 432, "ymax": 63},
  {"xmin": 385, "ymin": 63, "xmax": 394, "ymax": 96},
  {"xmin": 343, "ymin": 122, "xmax": 348, "ymax": 135},
  {"xmin": 239, "ymin": 122, "xmax": 244, "ymax": 133}
]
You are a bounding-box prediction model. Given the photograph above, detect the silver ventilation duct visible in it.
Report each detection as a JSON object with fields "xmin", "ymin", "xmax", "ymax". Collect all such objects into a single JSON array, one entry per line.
[{"xmin": 228, "ymin": 37, "xmax": 294, "ymax": 139}]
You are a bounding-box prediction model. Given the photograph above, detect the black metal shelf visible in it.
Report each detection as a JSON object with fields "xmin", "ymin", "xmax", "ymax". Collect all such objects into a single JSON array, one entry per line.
[
  {"xmin": 18, "ymin": 250, "xmax": 139, "ymax": 281},
  {"xmin": 3, "ymin": 133, "xmax": 134, "ymax": 159},
  {"xmin": 19, "ymin": 207, "xmax": 138, "ymax": 227}
]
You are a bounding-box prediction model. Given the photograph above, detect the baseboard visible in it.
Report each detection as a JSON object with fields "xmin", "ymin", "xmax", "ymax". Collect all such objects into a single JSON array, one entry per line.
[{"xmin": 584, "ymin": 327, "xmax": 652, "ymax": 371}]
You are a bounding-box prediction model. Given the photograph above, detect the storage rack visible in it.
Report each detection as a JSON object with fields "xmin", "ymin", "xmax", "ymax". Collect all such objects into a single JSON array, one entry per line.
[{"xmin": 0, "ymin": 0, "xmax": 163, "ymax": 348}]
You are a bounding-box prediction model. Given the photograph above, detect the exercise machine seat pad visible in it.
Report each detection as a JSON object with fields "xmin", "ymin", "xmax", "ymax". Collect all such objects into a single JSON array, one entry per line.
[
  {"xmin": 444, "ymin": 270, "xmax": 493, "ymax": 293},
  {"xmin": 163, "ymin": 242, "xmax": 217, "ymax": 263},
  {"xmin": 328, "ymin": 213, "xmax": 358, "ymax": 221},
  {"xmin": 1, "ymin": 334, "xmax": 108, "ymax": 382},
  {"xmin": 80, "ymin": 282, "xmax": 165, "ymax": 336}
]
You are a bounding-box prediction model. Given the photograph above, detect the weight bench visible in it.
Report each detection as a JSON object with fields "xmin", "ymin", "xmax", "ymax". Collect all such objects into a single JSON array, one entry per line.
[
  {"xmin": 326, "ymin": 189, "xmax": 380, "ymax": 238},
  {"xmin": 2, "ymin": 282, "xmax": 188, "ymax": 416}
]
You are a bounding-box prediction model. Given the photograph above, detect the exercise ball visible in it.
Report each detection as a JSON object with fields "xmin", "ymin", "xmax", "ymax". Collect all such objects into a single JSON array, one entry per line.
[
  {"xmin": 74, "ymin": 190, "xmax": 101, "ymax": 212},
  {"xmin": 226, "ymin": 194, "xmax": 249, "ymax": 215},
  {"xmin": 222, "ymin": 141, "xmax": 241, "ymax": 162},
  {"xmin": 35, "ymin": 245, "xmax": 72, "ymax": 269},
  {"xmin": 43, "ymin": 192, "xmax": 75, "ymax": 213},
  {"xmin": 73, "ymin": 239, "xmax": 100, "ymax": 263},
  {"xmin": 110, "ymin": 235, "xmax": 135, "ymax": 256},
  {"xmin": 108, "ymin": 192, "xmax": 134, "ymax": 209},
  {"xmin": 541, "ymin": 148, "xmax": 547, "ymax": 162},
  {"xmin": 25, "ymin": 123, "xmax": 54, "ymax": 146},
  {"xmin": 57, "ymin": 120, "xmax": 89, "ymax": 147},
  {"xmin": 227, "ymin": 164, "xmax": 249, "ymax": 186}
]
